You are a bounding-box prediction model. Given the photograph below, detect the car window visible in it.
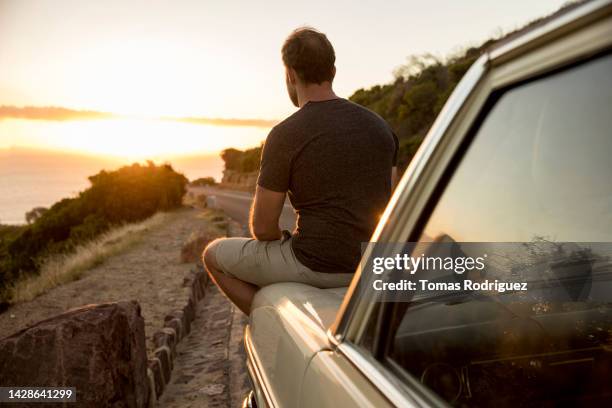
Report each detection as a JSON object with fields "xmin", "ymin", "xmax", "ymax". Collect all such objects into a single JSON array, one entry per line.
[
  {"xmin": 378, "ymin": 53, "xmax": 612, "ymax": 406},
  {"xmin": 422, "ymin": 54, "xmax": 612, "ymax": 243}
]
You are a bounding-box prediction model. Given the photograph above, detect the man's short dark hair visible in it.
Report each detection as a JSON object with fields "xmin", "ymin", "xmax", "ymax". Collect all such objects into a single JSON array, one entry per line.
[{"xmin": 282, "ymin": 27, "xmax": 335, "ymax": 84}]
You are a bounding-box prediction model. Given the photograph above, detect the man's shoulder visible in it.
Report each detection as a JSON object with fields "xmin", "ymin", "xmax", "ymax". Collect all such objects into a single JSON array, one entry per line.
[
  {"xmin": 264, "ymin": 110, "xmax": 306, "ymax": 150},
  {"xmin": 343, "ymin": 99, "xmax": 392, "ymax": 130},
  {"xmin": 270, "ymin": 109, "xmax": 304, "ymax": 134}
]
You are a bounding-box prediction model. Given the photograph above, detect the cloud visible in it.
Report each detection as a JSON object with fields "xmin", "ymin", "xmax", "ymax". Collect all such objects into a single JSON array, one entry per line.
[
  {"xmin": 0, "ymin": 105, "xmax": 116, "ymax": 121},
  {"xmin": 0, "ymin": 105, "xmax": 278, "ymax": 128},
  {"xmin": 168, "ymin": 116, "xmax": 277, "ymax": 128}
]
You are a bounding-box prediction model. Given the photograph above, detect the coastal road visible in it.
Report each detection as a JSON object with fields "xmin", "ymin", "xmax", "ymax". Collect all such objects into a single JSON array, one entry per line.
[{"xmin": 188, "ymin": 186, "xmax": 297, "ymax": 232}]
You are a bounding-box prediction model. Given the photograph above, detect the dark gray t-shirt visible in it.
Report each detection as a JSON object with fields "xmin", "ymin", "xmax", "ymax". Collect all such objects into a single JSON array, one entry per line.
[{"xmin": 257, "ymin": 98, "xmax": 398, "ymax": 274}]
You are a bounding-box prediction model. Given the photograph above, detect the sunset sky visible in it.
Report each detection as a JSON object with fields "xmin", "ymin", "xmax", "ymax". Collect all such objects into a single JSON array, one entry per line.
[{"xmin": 0, "ymin": 0, "xmax": 568, "ymax": 158}]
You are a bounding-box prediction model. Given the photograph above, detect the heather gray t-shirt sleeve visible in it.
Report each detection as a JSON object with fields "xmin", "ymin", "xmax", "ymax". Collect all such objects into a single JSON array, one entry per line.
[{"xmin": 257, "ymin": 127, "xmax": 291, "ymax": 193}]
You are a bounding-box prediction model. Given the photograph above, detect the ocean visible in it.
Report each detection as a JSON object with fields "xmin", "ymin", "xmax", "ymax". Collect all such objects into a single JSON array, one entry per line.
[{"xmin": 0, "ymin": 148, "xmax": 224, "ymax": 225}]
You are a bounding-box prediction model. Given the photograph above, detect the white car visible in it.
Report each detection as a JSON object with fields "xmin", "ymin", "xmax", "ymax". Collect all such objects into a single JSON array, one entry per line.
[{"xmin": 244, "ymin": 1, "xmax": 612, "ymax": 406}]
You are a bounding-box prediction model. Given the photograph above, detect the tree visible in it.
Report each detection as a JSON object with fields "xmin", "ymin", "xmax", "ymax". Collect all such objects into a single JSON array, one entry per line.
[
  {"xmin": 220, "ymin": 145, "xmax": 262, "ymax": 173},
  {"xmin": 221, "ymin": 148, "xmax": 243, "ymax": 171},
  {"xmin": 25, "ymin": 207, "xmax": 48, "ymax": 224},
  {"xmin": 191, "ymin": 177, "xmax": 217, "ymax": 186}
]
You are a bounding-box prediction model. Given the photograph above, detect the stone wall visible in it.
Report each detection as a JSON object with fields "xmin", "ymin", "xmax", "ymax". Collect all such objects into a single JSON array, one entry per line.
[
  {"xmin": 146, "ymin": 266, "xmax": 208, "ymax": 404},
  {"xmin": 220, "ymin": 170, "xmax": 258, "ymax": 192}
]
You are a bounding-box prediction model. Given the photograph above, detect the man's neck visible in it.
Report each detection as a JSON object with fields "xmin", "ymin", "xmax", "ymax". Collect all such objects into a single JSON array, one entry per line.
[{"xmin": 297, "ymin": 82, "xmax": 338, "ymax": 107}]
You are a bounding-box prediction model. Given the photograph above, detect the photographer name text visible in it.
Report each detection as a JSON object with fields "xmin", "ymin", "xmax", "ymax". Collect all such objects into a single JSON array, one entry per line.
[{"xmin": 370, "ymin": 254, "xmax": 528, "ymax": 294}]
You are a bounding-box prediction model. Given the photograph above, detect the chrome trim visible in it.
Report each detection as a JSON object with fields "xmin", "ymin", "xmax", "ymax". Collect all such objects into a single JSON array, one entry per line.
[
  {"xmin": 326, "ymin": 328, "xmax": 341, "ymax": 349},
  {"xmin": 242, "ymin": 391, "xmax": 257, "ymax": 408},
  {"xmin": 244, "ymin": 325, "xmax": 277, "ymax": 408},
  {"xmin": 489, "ymin": 0, "xmax": 612, "ymax": 64},
  {"xmin": 336, "ymin": 342, "xmax": 442, "ymax": 408}
]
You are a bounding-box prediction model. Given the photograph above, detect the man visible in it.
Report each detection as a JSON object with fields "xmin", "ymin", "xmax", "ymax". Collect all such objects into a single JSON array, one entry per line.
[{"xmin": 203, "ymin": 27, "xmax": 398, "ymax": 314}]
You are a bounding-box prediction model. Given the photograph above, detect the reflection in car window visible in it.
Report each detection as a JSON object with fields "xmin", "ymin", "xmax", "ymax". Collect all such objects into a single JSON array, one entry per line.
[
  {"xmin": 422, "ymin": 53, "xmax": 612, "ymax": 243},
  {"xmin": 385, "ymin": 54, "xmax": 612, "ymax": 406}
]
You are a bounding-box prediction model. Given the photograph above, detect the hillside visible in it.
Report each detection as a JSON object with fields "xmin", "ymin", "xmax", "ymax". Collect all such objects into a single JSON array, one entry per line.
[{"xmin": 349, "ymin": 50, "xmax": 477, "ymax": 169}]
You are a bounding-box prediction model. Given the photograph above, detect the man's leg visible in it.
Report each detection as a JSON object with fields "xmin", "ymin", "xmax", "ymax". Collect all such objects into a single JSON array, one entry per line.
[{"xmin": 203, "ymin": 240, "xmax": 258, "ymax": 315}]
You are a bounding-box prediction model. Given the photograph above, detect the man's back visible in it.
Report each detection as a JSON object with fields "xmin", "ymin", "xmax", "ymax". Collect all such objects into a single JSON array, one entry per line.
[{"xmin": 258, "ymin": 98, "xmax": 398, "ymax": 273}]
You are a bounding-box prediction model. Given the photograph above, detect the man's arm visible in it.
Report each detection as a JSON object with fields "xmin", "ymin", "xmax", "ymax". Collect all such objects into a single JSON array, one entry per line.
[{"xmin": 249, "ymin": 185, "xmax": 285, "ymax": 241}]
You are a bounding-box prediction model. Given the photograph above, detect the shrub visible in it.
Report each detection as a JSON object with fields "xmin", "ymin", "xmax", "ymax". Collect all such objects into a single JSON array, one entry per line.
[
  {"xmin": 0, "ymin": 162, "xmax": 187, "ymax": 297},
  {"xmin": 221, "ymin": 145, "xmax": 262, "ymax": 173},
  {"xmin": 190, "ymin": 177, "xmax": 217, "ymax": 187}
]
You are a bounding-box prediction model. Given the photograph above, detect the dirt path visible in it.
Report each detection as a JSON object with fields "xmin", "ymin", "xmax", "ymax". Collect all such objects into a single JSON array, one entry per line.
[{"xmin": 0, "ymin": 207, "xmax": 224, "ymax": 353}]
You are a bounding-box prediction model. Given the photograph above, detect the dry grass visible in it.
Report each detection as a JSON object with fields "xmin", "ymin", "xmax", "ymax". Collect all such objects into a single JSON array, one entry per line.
[{"xmin": 7, "ymin": 212, "xmax": 173, "ymax": 304}]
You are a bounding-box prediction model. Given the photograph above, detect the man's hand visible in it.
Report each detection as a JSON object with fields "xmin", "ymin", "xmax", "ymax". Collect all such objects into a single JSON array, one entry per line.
[{"xmin": 250, "ymin": 185, "xmax": 285, "ymax": 241}]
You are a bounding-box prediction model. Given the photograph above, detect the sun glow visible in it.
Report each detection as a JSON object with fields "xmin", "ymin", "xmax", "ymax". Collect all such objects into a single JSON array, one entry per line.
[
  {"xmin": 0, "ymin": 118, "xmax": 269, "ymax": 160},
  {"xmin": 61, "ymin": 38, "xmax": 229, "ymax": 118}
]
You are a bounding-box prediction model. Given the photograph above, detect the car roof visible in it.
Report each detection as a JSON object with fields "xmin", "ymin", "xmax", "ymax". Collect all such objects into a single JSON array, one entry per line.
[{"xmin": 487, "ymin": 0, "xmax": 612, "ymax": 65}]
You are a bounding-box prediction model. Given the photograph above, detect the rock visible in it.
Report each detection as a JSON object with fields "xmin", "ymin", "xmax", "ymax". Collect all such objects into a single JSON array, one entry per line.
[
  {"xmin": 168, "ymin": 310, "xmax": 190, "ymax": 335},
  {"xmin": 200, "ymin": 383, "xmax": 225, "ymax": 396},
  {"xmin": 147, "ymin": 368, "xmax": 157, "ymax": 406},
  {"xmin": 180, "ymin": 232, "xmax": 213, "ymax": 264},
  {"xmin": 148, "ymin": 358, "xmax": 165, "ymax": 397},
  {"xmin": 192, "ymin": 276, "xmax": 205, "ymax": 301},
  {"xmin": 196, "ymin": 267, "xmax": 208, "ymax": 289},
  {"xmin": 164, "ymin": 318, "xmax": 183, "ymax": 341},
  {"xmin": 153, "ymin": 328, "xmax": 177, "ymax": 358},
  {"xmin": 0, "ymin": 301, "xmax": 149, "ymax": 408},
  {"xmin": 182, "ymin": 297, "xmax": 195, "ymax": 324},
  {"xmin": 154, "ymin": 347, "xmax": 172, "ymax": 384}
]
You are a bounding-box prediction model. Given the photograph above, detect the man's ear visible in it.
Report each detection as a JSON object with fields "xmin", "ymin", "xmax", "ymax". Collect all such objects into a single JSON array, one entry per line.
[
  {"xmin": 286, "ymin": 67, "xmax": 297, "ymax": 84},
  {"xmin": 331, "ymin": 66, "xmax": 336, "ymax": 81}
]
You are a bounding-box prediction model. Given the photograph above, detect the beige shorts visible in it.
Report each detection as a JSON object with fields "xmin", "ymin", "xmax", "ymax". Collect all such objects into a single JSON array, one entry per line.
[{"xmin": 211, "ymin": 237, "xmax": 354, "ymax": 288}]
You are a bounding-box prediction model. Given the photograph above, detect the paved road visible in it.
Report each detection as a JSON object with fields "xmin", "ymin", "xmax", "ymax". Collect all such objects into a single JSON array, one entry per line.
[{"xmin": 189, "ymin": 186, "xmax": 297, "ymax": 232}]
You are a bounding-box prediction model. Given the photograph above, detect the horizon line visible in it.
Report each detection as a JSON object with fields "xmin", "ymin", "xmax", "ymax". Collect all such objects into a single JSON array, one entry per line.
[
  {"xmin": 0, "ymin": 105, "xmax": 279, "ymax": 128},
  {"xmin": 0, "ymin": 144, "xmax": 226, "ymax": 159}
]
